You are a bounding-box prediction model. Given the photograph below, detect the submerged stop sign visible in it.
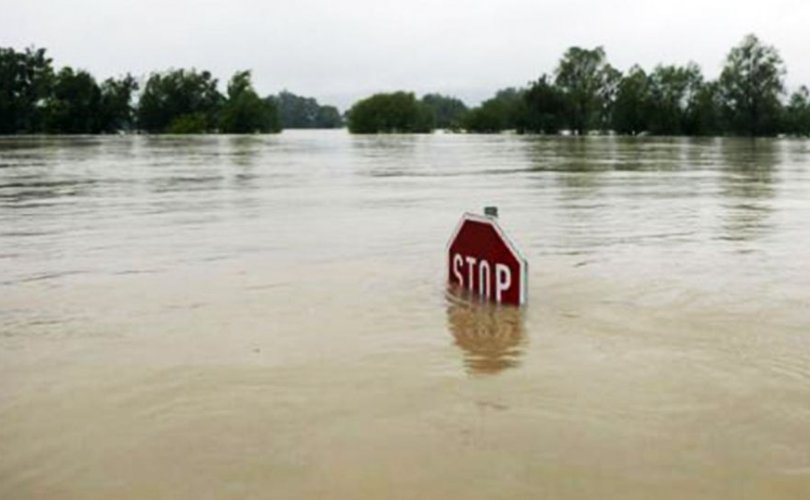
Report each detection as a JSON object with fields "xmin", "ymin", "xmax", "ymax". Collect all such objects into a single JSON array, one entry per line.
[{"xmin": 447, "ymin": 213, "xmax": 528, "ymax": 306}]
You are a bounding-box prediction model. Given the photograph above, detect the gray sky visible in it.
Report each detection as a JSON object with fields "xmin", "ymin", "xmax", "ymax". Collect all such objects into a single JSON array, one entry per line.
[{"xmin": 3, "ymin": 0, "xmax": 809, "ymax": 110}]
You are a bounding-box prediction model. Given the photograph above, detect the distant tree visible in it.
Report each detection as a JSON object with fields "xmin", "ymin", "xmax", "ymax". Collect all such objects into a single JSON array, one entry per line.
[
  {"xmin": 611, "ymin": 65, "xmax": 650, "ymax": 135},
  {"xmin": 348, "ymin": 91, "xmax": 434, "ymax": 133},
  {"xmin": 522, "ymin": 75, "xmax": 566, "ymax": 134},
  {"xmin": 274, "ymin": 91, "xmax": 342, "ymax": 128},
  {"xmin": 316, "ymin": 105, "xmax": 343, "ymax": 128},
  {"xmin": 0, "ymin": 46, "xmax": 53, "ymax": 133},
  {"xmin": 463, "ymin": 88, "xmax": 527, "ymax": 133},
  {"xmin": 3, "ymin": 38, "xmax": 804, "ymax": 138},
  {"xmin": 42, "ymin": 67, "xmax": 102, "ymax": 133},
  {"xmin": 137, "ymin": 69, "xmax": 223, "ymax": 133},
  {"xmin": 98, "ymin": 74, "xmax": 138, "ymax": 132},
  {"xmin": 463, "ymin": 105, "xmax": 502, "ymax": 133},
  {"xmin": 220, "ymin": 70, "xmax": 280, "ymax": 133},
  {"xmin": 274, "ymin": 91, "xmax": 318, "ymax": 128},
  {"xmin": 421, "ymin": 93, "xmax": 468, "ymax": 130},
  {"xmin": 784, "ymin": 86, "xmax": 810, "ymax": 136},
  {"xmin": 719, "ymin": 34, "xmax": 785, "ymax": 136},
  {"xmin": 598, "ymin": 65, "xmax": 622, "ymax": 130},
  {"xmin": 166, "ymin": 113, "xmax": 209, "ymax": 134},
  {"xmin": 646, "ymin": 63, "xmax": 703, "ymax": 135},
  {"xmin": 684, "ymin": 80, "xmax": 723, "ymax": 136},
  {"xmin": 554, "ymin": 46, "xmax": 616, "ymax": 134}
]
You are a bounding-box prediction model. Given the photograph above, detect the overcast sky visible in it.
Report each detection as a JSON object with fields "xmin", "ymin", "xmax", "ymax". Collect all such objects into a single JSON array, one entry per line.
[{"xmin": 3, "ymin": 0, "xmax": 809, "ymax": 110}]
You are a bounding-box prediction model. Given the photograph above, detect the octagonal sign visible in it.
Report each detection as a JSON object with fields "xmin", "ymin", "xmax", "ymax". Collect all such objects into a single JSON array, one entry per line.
[{"xmin": 447, "ymin": 213, "xmax": 528, "ymax": 306}]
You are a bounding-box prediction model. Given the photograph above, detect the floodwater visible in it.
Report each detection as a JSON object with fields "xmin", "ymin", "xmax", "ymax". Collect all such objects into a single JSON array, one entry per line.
[{"xmin": 1, "ymin": 131, "xmax": 809, "ymax": 499}]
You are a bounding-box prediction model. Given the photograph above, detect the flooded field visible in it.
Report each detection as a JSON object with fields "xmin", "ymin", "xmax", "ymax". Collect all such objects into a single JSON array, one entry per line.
[{"xmin": 1, "ymin": 131, "xmax": 809, "ymax": 498}]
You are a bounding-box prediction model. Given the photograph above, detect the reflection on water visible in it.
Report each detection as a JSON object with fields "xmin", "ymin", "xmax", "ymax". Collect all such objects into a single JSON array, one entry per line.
[
  {"xmin": 446, "ymin": 287, "xmax": 526, "ymax": 375},
  {"xmin": 0, "ymin": 178, "xmax": 98, "ymax": 204},
  {"xmin": 719, "ymin": 139, "xmax": 777, "ymax": 243}
]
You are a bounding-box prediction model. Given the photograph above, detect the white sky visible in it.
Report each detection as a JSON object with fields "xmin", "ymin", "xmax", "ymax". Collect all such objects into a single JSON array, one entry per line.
[{"xmin": 2, "ymin": 0, "xmax": 809, "ymax": 110}]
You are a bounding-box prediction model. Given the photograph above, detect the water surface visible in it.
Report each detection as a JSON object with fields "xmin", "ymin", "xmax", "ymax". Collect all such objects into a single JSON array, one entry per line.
[{"xmin": 1, "ymin": 132, "xmax": 809, "ymax": 498}]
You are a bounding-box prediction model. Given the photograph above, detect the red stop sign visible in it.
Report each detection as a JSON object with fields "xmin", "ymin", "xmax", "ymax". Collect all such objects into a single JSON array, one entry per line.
[{"xmin": 447, "ymin": 213, "xmax": 528, "ymax": 306}]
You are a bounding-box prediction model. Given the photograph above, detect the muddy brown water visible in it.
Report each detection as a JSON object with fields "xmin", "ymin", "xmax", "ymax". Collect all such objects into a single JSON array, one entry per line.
[{"xmin": 1, "ymin": 132, "xmax": 809, "ymax": 498}]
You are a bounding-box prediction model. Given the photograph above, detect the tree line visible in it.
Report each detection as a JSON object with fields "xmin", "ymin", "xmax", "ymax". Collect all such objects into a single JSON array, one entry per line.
[
  {"xmin": 4, "ymin": 35, "xmax": 810, "ymax": 137},
  {"xmin": 0, "ymin": 47, "xmax": 342, "ymax": 134},
  {"xmin": 347, "ymin": 34, "xmax": 810, "ymax": 136}
]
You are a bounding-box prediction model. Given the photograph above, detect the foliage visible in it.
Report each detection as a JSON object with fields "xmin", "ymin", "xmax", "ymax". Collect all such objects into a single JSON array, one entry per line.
[
  {"xmin": 0, "ymin": 46, "xmax": 53, "ymax": 133},
  {"xmin": 421, "ymin": 93, "xmax": 468, "ymax": 130},
  {"xmin": 42, "ymin": 67, "xmax": 102, "ymax": 133},
  {"xmin": 41, "ymin": 68, "xmax": 138, "ymax": 134},
  {"xmin": 784, "ymin": 86, "xmax": 810, "ymax": 136},
  {"xmin": 99, "ymin": 75, "xmax": 138, "ymax": 132},
  {"xmin": 166, "ymin": 113, "xmax": 209, "ymax": 134},
  {"xmin": 554, "ymin": 46, "xmax": 617, "ymax": 134},
  {"xmin": 684, "ymin": 81, "xmax": 723, "ymax": 136},
  {"xmin": 347, "ymin": 91, "xmax": 434, "ymax": 133},
  {"xmin": 597, "ymin": 65, "xmax": 622, "ymax": 130},
  {"xmin": 1, "ymin": 36, "xmax": 808, "ymax": 137},
  {"xmin": 611, "ymin": 65, "xmax": 650, "ymax": 135},
  {"xmin": 463, "ymin": 88, "xmax": 526, "ymax": 133},
  {"xmin": 523, "ymin": 75, "xmax": 566, "ymax": 134},
  {"xmin": 646, "ymin": 63, "xmax": 704, "ymax": 135},
  {"xmin": 719, "ymin": 34, "xmax": 785, "ymax": 136},
  {"xmin": 316, "ymin": 105, "xmax": 343, "ymax": 128},
  {"xmin": 220, "ymin": 71, "xmax": 280, "ymax": 133},
  {"xmin": 137, "ymin": 69, "xmax": 223, "ymax": 133},
  {"xmin": 273, "ymin": 91, "xmax": 342, "ymax": 129}
]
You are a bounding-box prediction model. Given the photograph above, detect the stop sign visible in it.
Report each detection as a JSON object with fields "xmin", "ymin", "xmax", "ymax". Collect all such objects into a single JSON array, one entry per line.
[{"xmin": 447, "ymin": 213, "xmax": 528, "ymax": 306}]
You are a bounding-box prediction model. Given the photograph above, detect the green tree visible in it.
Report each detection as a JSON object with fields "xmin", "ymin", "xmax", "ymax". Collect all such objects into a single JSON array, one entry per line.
[
  {"xmin": 421, "ymin": 93, "xmax": 468, "ymax": 130},
  {"xmin": 316, "ymin": 105, "xmax": 343, "ymax": 128},
  {"xmin": 273, "ymin": 91, "xmax": 342, "ymax": 128},
  {"xmin": 166, "ymin": 113, "xmax": 208, "ymax": 134},
  {"xmin": 348, "ymin": 91, "xmax": 434, "ymax": 133},
  {"xmin": 646, "ymin": 63, "xmax": 703, "ymax": 135},
  {"xmin": 598, "ymin": 65, "xmax": 622, "ymax": 130},
  {"xmin": 137, "ymin": 69, "xmax": 223, "ymax": 133},
  {"xmin": 611, "ymin": 65, "xmax": 650, "ymax": 135},
  {"xmin": 684, "ymin": 80, "xmax": 723, "ymax": 136},
  {"xmin": 99, "ymin": 74, "xmax": 138, "ymax": 133},
  {"xmin": 554, "ymin": 46, "xmax": 616, "ymax": 134},
  {"xmin": 274, "ymin": 91, "xmax": 319, "ymax": 128},
  {"xmin": 220, "ymin": 70, "xmax": 280, "ymax": 133},
  {"xmin": 0, "ymin": 46, "xmax": 53, "ymax": 133},
  {"xmin": 463, "ymin": 88, "xmax": 527, "ymax": 133},
  {"xmin": 42, "ymin": 67, "xmax": 102, "ymax": 133},
  {"xmin": 784, "ymin": 86, "xmax": 810, "ymax": 136},
  {"xmin": 522, "ymin": 75, "xmax": 566, "ymax": 134},
  {"xmin": 719, "ymin": 34, "xmax": 785, "ymax": 136}
]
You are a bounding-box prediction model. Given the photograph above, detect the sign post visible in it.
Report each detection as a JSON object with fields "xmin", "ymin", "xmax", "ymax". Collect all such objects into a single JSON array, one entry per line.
[{"xmin": 446, "ymin": 210, "xmax": 528, "ymax": 306}]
